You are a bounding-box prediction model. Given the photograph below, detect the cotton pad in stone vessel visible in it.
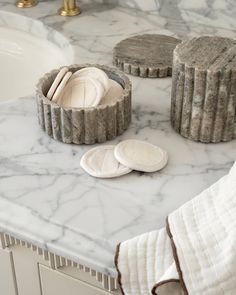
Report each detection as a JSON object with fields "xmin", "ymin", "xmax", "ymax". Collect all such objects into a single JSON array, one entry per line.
[
  {"xmin": 113, "ymin": 34, "xmax": 181, "ymax": 78},
  {"xmin": 71, "ymin": 67, "xmax": 110, "ymax": 94},
  {"xmin": 171, "ymin": 36, "xmax": 236, "ymax": 143},
  {"xmin": 57, "ymin": 77, "xmax": 104, "ymax": 108},
  {"xmin": 46, "ymin": 67, "xmax": 68, "ymax": 100},
  {"xmin": 36, "ymin": 64, "xmax": 132, "ymax": 145}
]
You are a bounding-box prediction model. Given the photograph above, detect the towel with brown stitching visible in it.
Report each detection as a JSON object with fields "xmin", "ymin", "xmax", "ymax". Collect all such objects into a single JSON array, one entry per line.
[{"xmin": 115, "ymin": 161, "xmax": 236, "ymax": 295}]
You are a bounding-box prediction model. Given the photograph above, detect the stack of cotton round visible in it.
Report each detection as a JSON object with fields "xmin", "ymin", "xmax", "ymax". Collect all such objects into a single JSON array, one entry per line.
[
  {"xmin": 80, "ymin": 139, "xmax": 168, "ymax": 178},
  {"xmin": 46, "ymin": 66, "xmax": 124, "ymax": 108}
]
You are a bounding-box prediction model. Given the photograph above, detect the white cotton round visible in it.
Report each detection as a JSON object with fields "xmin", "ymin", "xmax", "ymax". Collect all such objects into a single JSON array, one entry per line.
[
  {"xmin": 52, "ymin": 71, "xmax": 72, "ymax": 102},
  {"xmin": 46, "ymin": 67, "xmax": 68, "ymax": 100},
  {"xmin": 58, "ymin": 76, "xmax": 104, "ymax": 108},
  {"xmin": 80, "ymin": 145, "xmax": 132, "ymax": 178},
  {"xmin": 71, "ymin": 67, "xmax": 110, "ymax": 95},
  {"xmin": 114, "ymin": 139, "xmax": 168, "ymax": 173},
  {"xmin": 100, "ymin": 79, "xmax": 124, "ymax": 105}
]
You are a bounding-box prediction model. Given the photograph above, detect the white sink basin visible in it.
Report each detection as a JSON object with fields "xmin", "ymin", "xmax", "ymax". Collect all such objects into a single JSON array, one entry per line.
[{"xmin": 0, "ymin": 11, "xmax": 73, "ymax": 101}]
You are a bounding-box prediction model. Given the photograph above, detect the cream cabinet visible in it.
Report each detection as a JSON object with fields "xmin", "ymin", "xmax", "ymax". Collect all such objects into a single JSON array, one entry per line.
[
  {"xmin": 0, "ymin": 233, "xmax": 121, "ymax": 295},
  {"xmin": 40, "ymin": 265, "xmax": 114, "ymax": 295},
  {"xmin": 0, "ymin": 248, "xmax": 18, "ymax": 295}
]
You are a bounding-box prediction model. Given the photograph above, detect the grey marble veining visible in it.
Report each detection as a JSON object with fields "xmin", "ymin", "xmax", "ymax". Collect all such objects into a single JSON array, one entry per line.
[{"xmin": 0, "ymin": 0, "xmax": 236, "ymax": 277}]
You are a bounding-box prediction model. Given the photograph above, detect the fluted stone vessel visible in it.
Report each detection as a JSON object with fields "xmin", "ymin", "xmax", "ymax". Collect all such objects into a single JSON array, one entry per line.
[
  {"xmin": 36, "ymin": 64, "xmax": 132, "ymax": 145},
  {"xmin": 171, "ymin": 36, "xmax": 236, "ymax": 143}
]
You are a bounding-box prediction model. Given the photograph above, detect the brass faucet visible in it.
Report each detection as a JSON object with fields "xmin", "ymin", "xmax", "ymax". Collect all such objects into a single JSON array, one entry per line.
[
  {"xmin": 16, "ymin": 0, "xmax": 81, "ymax": 16},
  {"xmin": 59, "ymin": 0, "xmax": 80, "ymax": 16},
  {"xmin": 16, "ymin": 0, "xmax": 37, "ymax": 8}
]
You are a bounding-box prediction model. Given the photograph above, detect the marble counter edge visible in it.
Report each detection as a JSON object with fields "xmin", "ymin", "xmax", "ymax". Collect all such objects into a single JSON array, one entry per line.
[{"xmin": 0, "ymin": 197, "xmax": 118, "ymax": 277}]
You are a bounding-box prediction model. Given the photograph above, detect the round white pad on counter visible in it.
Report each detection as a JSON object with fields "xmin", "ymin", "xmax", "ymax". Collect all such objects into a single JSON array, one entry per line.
[
  {"xmin": 80, "ymin": 145, "xmax": 132, "ymax": 178},
  {"xmin": 47, "ymin": 67, "xmax": 68, "ymax": 100},
  {"xmin": 58, "ymin": 77, "xmax": 104, "ymax": 108},
  {"xmin": 71, "ymin": 67, "xmax": 110, "ymax": 94},
  {"xmin": 100, "ymin": 79, "xmax": 124, "ymax": 105},
  {"xmin": 114, "ymin": 139, "xmax": 168, "ymax": 172}
]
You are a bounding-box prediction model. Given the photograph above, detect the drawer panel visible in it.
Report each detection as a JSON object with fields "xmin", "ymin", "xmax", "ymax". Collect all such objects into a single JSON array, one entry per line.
[
  {"xmin": 0, "ymin": 248, "xmax": 17, "ymax": 295},
  {"xmin": 39, "ymin": 264, "xmax": 110, "ymax": 295}
]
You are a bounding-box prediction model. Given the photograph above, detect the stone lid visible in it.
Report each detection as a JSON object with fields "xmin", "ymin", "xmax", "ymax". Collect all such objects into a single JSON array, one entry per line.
[
  {"xmin": 113, "ymin": 34, "xmax": 181, "ymax": 78},
  {"xmin": 175, "ymin": 36, "xmax": 236, "ymax": 71}
]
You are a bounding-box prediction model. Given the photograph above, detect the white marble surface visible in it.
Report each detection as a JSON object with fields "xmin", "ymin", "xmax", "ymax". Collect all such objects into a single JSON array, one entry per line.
[{"xmin": 0, "ymin": 0, "xmax": 236, "ymax": 277}]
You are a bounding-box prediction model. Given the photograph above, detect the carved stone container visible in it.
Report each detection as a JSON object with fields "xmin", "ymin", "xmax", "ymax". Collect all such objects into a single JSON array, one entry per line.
[
  {"xmin": 171, "ymin": 36, "xmax": 236, "ymax": 143},
  {"xmin": 36, "ymin": 64, "xmax": 132, "ymax": 145}
]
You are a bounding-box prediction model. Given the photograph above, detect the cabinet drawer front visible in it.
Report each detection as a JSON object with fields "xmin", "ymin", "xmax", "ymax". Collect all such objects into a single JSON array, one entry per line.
[
  {"xmin": 0, "ymin": 248, "xmax": 17, "ymax": 295},
  {"xmin": 39, "ymin": 264, "xmax": 111, "ymax": 295}
]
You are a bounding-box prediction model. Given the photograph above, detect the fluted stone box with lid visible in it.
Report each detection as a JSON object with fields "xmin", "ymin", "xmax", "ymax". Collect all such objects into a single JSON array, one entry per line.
[
  {"xmin": 36, "ymin": 64, "xmax": 132, "ymax": 145},
  {"xmin": 171, "ymin": 36, "xmax": 236, "ymax": 143}
]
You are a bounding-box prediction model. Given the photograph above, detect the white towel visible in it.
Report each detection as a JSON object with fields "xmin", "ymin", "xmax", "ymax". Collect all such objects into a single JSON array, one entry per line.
[{"xmin": 115, "ymin": 162, "xmax": 236, "ymax": 295}]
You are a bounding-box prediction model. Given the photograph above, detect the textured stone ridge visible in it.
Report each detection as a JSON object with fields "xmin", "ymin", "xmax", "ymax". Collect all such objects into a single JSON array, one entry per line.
[
  {"xmin": 171, "ymin": 36, "xmax": 236, "ymax": 143},
  {"xmin": 36, "ymin": 64, "xmax": 132, "ymax": 145},
  {"xmin": 113, "ymin": 34, "xmax": 181, "ymax": 78}
]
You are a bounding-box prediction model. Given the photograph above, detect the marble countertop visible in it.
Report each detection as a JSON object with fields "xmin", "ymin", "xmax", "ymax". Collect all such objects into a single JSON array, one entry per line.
[{"xmin": 0, "ymin": 0, "xmax": 236, "ymax": 277}]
